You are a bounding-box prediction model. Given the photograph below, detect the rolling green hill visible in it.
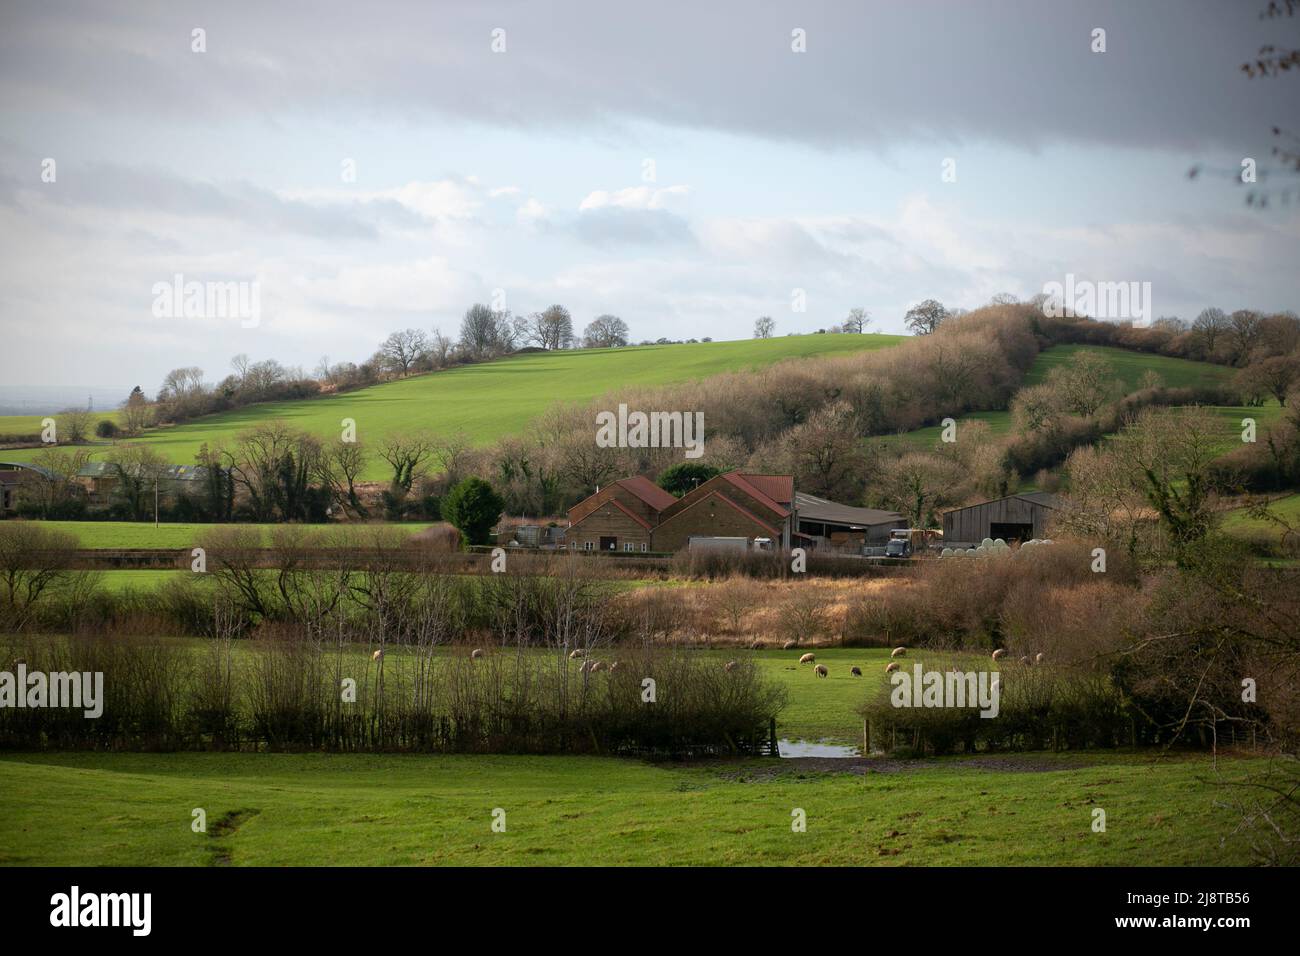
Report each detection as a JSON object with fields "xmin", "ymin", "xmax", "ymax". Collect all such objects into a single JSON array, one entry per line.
[
  {"xmin": 880, "ymin": 344, "xmax": 1239, "ymax": 449},
  {"xmin": 1, "ymin": 335, "xmax": 902, "ymax": 480}
]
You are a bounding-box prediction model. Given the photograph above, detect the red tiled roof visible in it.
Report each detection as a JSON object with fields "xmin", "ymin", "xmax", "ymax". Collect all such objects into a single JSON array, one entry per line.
[
  {"xmin": 616, "ymin": 475, "xmax": 677, "ymax": 512},
  {"xmin": 736, "ymin": 473, "xmax": 793, "ymax": 505},
  {"xmin": 721, "ymin": 472, "xmax": 790, "ymax": 518}
]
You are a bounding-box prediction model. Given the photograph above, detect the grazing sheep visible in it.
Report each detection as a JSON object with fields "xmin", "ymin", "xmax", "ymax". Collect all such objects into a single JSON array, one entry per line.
[
  {"xmin": 782, "ymin": 640, "xmax": 798, "ymax": 650},
  {"xmin": 750, "ymin": 640, "xmax": 764, "ymax": 650},
  {"xmin": 991, "ymin": 648, "xmax": 1007, "ymax": 661},
  {"xmin": 579, "ymin": 660, "xmax": 594, "ymax": 674},
  {"xmin": 1019, "ymin": 655, "xmax": 1032, "ymax": 666},
  {"xmin": 724, "ymin": 660, "xmax": 739, "ymax": 673},
  {"xmin": 470, "ymin": 648, "xmax": 485, "ymax": 659},
  {"xmin": 372, "ymin": 649, "xmax": 384, "ymax": 662},
  {"xmin": 609, "ymin": 661, "xmax": 622, "ymax": 672},
  {"xmin": 884, "ymin": 661, "xmax": 900, "ymax": 674},
  {"xmin": 1034, "ymin": 652, "xmax": 1045, "ymax": 664},
  {"xmin": 850, "ymin": 666, "xmax": 862, "ymax": 677},
  {"xmin": 798, "ymin": 652, "xmax": 816, "ymax": 665},
  {"xmin": 568, "ymin": 649, "xmax": 584, "ymax": 660},
  {"xmin": 814, "ymin": 664, "xmax": 828, "ymax": 678},
  {"xmin": 590, "ymin": 660, "xmax": 607, "ymax": 673},
  {"xmin": 890, "ymin": 646, "xmax": 907, "ymax": 659}
]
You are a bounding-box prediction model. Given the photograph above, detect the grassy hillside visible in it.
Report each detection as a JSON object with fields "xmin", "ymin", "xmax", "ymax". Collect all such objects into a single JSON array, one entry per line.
[
  {"xmin": 881, "ymin": 344, "xmax": 1239, "ymax": 449},
  {"xmin": 1, "ymin": 335, "xmax": 901, "ymax": 480}
]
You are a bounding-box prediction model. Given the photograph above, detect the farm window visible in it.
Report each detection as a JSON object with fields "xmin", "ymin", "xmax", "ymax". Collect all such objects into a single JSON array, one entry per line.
[
  {"xmin": 583, "ymin": 541, "xmax": 593, "ymax": 551},
  {"xmin": 640, "ymin": 543, "xmax": 648, "ymax": 552},
  {"xmin": 623, "ymin": 542, "xmax": 634, "ymax": 552}
]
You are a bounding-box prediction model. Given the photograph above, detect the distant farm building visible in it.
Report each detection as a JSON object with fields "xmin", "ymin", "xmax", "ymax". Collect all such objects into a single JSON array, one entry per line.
[
  {"xmin": 565, "ymin": 472, "xmax": 899, "ymax": 553},
  {"xmin": 75, "ymin": 461, "xmax": 212, "ymax": 505},
  {"xmin": 0, "ymin": 461, "xmax": 61, "ymax": 512},
  {"xmin": 793, "ymin": 492, "xmax": 902, "ymax": 547},
  {"xmin": 941, "ymin": 492, "xmax": 1062, "ymax": 547}
]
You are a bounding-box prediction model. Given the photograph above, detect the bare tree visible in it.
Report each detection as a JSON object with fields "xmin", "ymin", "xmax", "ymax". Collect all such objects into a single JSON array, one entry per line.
[
  {"xmin": 842, "ymin": 307, "xmax": 871, "ymax": 334},
  {"xmin": 379, "ymin": 328, "xmax": 430, "ymax": 377},
  {"xmin": 582, "ymin": 314, "xmax": 630, "ymax": 348},
  {"xmin": 0, "ymin": 522, "xmax": 93, "ymax": 630},
  {"xmin": 753, "ymin": 316, "xmax": 775, "ymax": 339},
  {"xmin": 1193, "ymin": 307, "xmax": 1230, "ymax": 355},
  {"xmin": 904, "ymin": 299, "xmax": 948, "ymax": 335},
  {"xmin": 378, "ymin": 431, "xmax": 435, "ymax": 494},
  {"xmin": 315, "ymin": 439, "xmax": 370, "ymax": 516},
  {"xmin": 56, "ymin": 407, "xmax": 93, "ymax": 444},
  {"xmin": 105, "ymin": 443, "xmax": 170, "ymax": 520}
]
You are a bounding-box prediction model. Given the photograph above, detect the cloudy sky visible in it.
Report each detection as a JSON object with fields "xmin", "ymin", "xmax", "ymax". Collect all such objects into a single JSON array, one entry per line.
[{"xmin": 0, "ymin": 0, "xmax": 1296, "ymax": 395}]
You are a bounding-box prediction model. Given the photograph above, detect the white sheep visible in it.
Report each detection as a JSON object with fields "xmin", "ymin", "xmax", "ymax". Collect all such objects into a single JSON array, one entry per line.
[
  {"xmin": 724, "ymin": 660, "xmax": 739, "ymax": 672},
  {"xmin": 372, "ymin": 649, "xmax": 384, "ymax": 662},
  {"xmin": 890, "ymin": 646, "xmax": 907, "ymax": 659},
  {"xmin": 1019, "ymin": 655, "xmax": 1032, "ymax": 666},
  {"xmin": 991, "ymin": 648, "xmax": 1007, "ymax": 661},
  {"xmin": 1035, "ymin": 652, "xmax": 1045, "ymax": 664},
  {"xmin": 782, "ymin": 640, "xmax": 798, "ymax": 650},
  {"xmin": 568, "ymin": 649, "xmax": 584, "ymax": 660},
  {"xmin": 814, "ymin": 664, "xmax": 828, "ymax": 678},
  {"xmin": 884, "ymin": 661, "xmax": 900, "ymax": 674},
  {"xmin": 590, "ymin": 660, "xmax": 607, "ymax": 672},
  {"xmin": 470, "ymin": 648, "xmax": 485, "ymax": 659},
  {"xmin": 799, "ymin": 652, "xmax": 816, "ymax": 665},
  {"xmin": 850, "ymin": 666, "xmax": 862, "ymax": 677}
]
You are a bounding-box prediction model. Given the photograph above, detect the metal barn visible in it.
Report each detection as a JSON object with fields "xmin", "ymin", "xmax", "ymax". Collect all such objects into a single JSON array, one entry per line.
[{"xmin": 941, "ymin": 492, "xmax": 1062, "ymax": 547}]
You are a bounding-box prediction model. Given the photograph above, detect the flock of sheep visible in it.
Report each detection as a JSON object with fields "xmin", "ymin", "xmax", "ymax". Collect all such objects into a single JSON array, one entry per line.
[
  {"xmin": 369, "ymin": 643, "xmax": 1046, "ymax": 677},
  {"xmin": 789, "ymin": 644, "xmax": 1046, "ymax": 678}
]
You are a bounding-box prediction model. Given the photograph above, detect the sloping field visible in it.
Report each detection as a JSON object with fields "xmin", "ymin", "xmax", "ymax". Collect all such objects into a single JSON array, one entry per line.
[
  {"xmin": 1, "ymin": 335, "xmax": 901, "ymax": 480},
  {"xmin": 880, "ymin": 344, "xmax": 1239, "ymax": 449}
]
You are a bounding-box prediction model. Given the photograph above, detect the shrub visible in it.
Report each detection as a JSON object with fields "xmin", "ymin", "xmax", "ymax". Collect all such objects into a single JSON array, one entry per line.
[{"xmin": 441, "ymin": 477, "xmax": 504, "ymax": 547}]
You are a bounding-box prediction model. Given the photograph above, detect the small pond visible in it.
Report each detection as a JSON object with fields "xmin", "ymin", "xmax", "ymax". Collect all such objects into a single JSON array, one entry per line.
[{"xmin": 777, "ymin": 738, "xmax": 860, "ymax": 758}]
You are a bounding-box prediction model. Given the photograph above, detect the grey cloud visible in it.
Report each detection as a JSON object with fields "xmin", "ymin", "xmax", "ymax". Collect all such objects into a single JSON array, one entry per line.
[
  {"xmin": 28, "ymin": 163, "xmax": 424, "ymax": 237},
  {"xmin": 1, "ymin": 0, "xmax": 1292, "ymax": 152},
  {"xmin": 572, "ymin": 207, "xmax": 696, "ymax": 246}
]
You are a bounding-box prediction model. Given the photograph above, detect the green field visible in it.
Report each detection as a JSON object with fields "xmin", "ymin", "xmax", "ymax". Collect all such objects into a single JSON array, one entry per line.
[
  {"xmin": 0, "ymin": 335, "xmax": 902, "ymax": 480},
  {"xmin": 1027, "ymin": 344, "xmax": 1234, "ymax": 392},
  {"xmin": 1223, "ymin": 494, "xmax": 1300, "ymax": 534},
  {"xmin": 0, "ymin": 635, "xmax": 1270, "ymax": 866},
  {"xmin": 881, "ymin": 345, "xmax": 1242, "ymax": 450},
  {"xmin": 34, "ymin": 520, "xmax": 440, "ymax": 550}
]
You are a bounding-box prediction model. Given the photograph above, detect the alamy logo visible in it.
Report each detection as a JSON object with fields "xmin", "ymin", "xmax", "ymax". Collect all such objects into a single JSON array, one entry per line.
[
  {"xmin": 890, "ymin": 664, "xmax": 1000, "ymax": 718},
  {"xmin": 1041, "ymin": 273, "xmax": 1152, "ymax": 327},
  {"xmin": 151, "ymin": 273, "xmax": 261, "ymax": 328},
  {"xmin": 50, "ymin": 886, "xmax": 151, "ymax": 936},
  {"xmin": 0, "ymin": 665, "xmax": 103, "ymax": 718},
  {"xmin": 595, "ymin": 403, "xmax": 704, "ymax": 459}
]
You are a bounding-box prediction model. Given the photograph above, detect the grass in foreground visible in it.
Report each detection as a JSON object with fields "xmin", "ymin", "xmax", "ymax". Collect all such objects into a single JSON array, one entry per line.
[{"xmin": 0, "ymin": 750, "xmax": 1264, "ymax": 866}]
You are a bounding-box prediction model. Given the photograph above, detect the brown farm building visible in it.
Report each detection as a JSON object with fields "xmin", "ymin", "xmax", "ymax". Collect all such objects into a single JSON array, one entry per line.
[
  {"xmin": 564, "ymin": 472, "xmax": 903, "ymax": 553},
  {"xmin": 941, "ymin": 492, "xmax": 1062, "ymax": 547}
]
